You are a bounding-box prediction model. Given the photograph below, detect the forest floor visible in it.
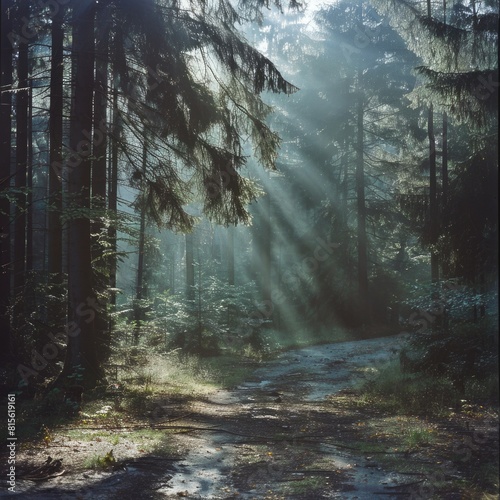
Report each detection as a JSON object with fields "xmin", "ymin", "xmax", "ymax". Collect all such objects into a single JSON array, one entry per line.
[{"xmin": 5, "ymin": 332, "xmax": 499, "ymax": 499}]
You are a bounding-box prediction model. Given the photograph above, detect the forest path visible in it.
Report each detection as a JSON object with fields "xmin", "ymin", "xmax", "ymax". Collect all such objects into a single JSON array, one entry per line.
[
  {"xmin": 14, "ymin": 332, "xmax": 449, "ymax": 499},
  {"xmin": 157, "ymin": 332, "xmax": 413, "ymax": 499}
]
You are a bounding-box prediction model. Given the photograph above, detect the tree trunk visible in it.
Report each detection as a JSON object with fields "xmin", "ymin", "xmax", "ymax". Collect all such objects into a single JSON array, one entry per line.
[
  {"xmin": 0, "ymin": 0, "xmax": 14, "ymax": 358},
  {"xmin": 92, "ymin": 7, "xmax": 110, "ymax": 359},
  {"xmin": 135, "ymin": 206, "xmax": 146, "ymax": 301},
  {"xmin": 108, "ymin": 88, "xmax": 119, "ymax": 306},
  {"xmin": 258, "ymin": 189, "xmax": 272, "ymax": 305},
  {"xmin": 441, "ymin": 111, "xmax": 449, "ymax": 278},
  {"xmin": 26, "ymin": 79, "xmax": 33, "ymax": 273},
  {"xmin": 48, "ymin": 4, "xmax": 64, "ymax": 279},
  {"xmin": 356, "ymin": 76, "xmax": 368, "ymax": 319},
  {"xmin": 105, "ymin": 86, "xmax": 119, "ymax": 347},
  {"xmin": 227, "ymin": 226, "xmax": 235, "ymax": 286},
  {"xmin": 63, "ymin": 0, "xmax": 101, "ymax": 388},
  {"xmin": 186, "ymin": 231, "xmax": 195, "ymax": 302},
  {"xmin": 428, "ymin": 105, "xmax": 439, "ymax": 283},
  {"xmin": 341, "ymin": 138, "xmax": 348, "ymax": 226},
  {"xmin": 425, "ymin": 0, "xmax": 439, "ymax": 288},
  {"xmin": 133, "ymin": 141, "xmax": 148, "ymax": 345},
  {"xmin": 13, "ymin": 2, "xmax": 29, "ymax": 331},
  {"xmin": 251, "ymin": 187, "xmax": 272, "ymax": 315},
  {"xmin": 47, "ymin": 4, "xmax": 65, "ymax": 341}
]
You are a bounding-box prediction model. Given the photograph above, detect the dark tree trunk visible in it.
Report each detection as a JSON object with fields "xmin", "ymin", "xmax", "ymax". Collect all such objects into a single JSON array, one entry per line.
[
  {"xmin": 262, "ymin": 190, "xmax": 271, "ymax": 305},
  {"xmin": 91, "ymin": 9, "xmax": 109, "ymax": 210},
  {"xmin": 47, "ymin": 4, "xmax": 65, "ymax": 339},
  {"xmin": 425, "ymin": 0, "xmax": 439, "ymax": 286},
  {"xmin": 92, "ymin": 7, "xmax": 110, "ymax": 359},
  {"xmin": 13, "ymin": 2, "xmax": 29, "ymax": 330},
  {"xmin": 0, "ymin": 0, "xmax": 14, "ymax": 357},
  {"xmin": 428, "ymin": 105, "xmax": 439, "ymax": 283},
  {"xmin": 136, "ymin": 209, "xmax": 146, "ymax": 301},
  {"xmin": 133, "ymin": 141, "xmax": 148, "ymax": 345},
  {"xmin": 26, "ymin": 80, "xmax": 33, "ymax": 273},
  {"xmin": 62, "ymin": 0, "xmax": 101, "ymax": 388},
  {"xmin": 227, "ymin": 226, "xmax": 235, "ymax": 286},
  {"xmin": 108, "ymin": 88, "xmax": 119, "ymax": 306},
  {"xmin": 133, "ymin": 208, "xmax": 146, "ymax": 345},
  {"xmin": 341, "ymin": 138, "xmax": 348, "ymax": 227},
  {"xmin": 186, "ymin": 231, "xmax": 195, "ymax": 302},
  {"xmin": 356, "ymin": 78, "xmax": 368, "ymax": 319},
  {"xmin": 48, "ymin": 4, "xmax": 64, "ymax": 279},
  {"xmin": 441, "ymin": 111, "xmax": 449, "ymax": 278}
]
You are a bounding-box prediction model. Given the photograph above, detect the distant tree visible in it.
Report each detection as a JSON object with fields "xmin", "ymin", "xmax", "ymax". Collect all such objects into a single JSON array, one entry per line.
[
  {"xmin": 310, "ymin": 0, "xmax": 419, "ymax": 322},
  {"xmin": 373, "ymin": 0, "xmax": 498, "ymax": 286}
]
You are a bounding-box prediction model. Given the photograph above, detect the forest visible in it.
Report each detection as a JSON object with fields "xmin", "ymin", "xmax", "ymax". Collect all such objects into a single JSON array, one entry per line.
[{"xmin": 0, "ymin": 0, "xmax": 498, "ymax": 497}]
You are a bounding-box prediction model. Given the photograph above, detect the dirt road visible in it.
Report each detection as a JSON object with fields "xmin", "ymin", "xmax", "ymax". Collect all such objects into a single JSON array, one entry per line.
[{"xmin": 15, "ymin": 332, "xmax": 459, "ymax": 499}]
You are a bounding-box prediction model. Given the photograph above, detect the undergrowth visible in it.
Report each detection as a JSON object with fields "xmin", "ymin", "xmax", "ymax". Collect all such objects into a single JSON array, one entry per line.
[{"xmin": 360, "ymin": 359, "xmax": 498, "ymax": 416}]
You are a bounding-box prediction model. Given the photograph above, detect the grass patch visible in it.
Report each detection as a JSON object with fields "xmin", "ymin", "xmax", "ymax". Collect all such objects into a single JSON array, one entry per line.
[
  {"xmin": 204, "ymin": 355, "xmax": 260, "ymax": 388},
  {"xmin": 116, "ymin": 352, "xmax": 222, "ymax": 396},
  {"xmin": 83, "ymin": 450, "xmax": 116, "ymax": 470},
  {"xmin": 281, "ymin": 475, "xmax": 328, "ymax": 496},
  {"xmin": 360, "ymin": 359, "xmax": 472, "ymax": 416},
  {"xmin": 402, "ymin": 426, "xmax": 436, "ymax": 449}
]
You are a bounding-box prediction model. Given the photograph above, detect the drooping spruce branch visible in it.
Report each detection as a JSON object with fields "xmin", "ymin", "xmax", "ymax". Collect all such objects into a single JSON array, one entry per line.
[
  {"xmin": 413, "ymin": 67, "xmax": 498, "ymax": 128},
  {"xmin": 107, "ymin": 0, "xmax": 297, "ymax": 228}
]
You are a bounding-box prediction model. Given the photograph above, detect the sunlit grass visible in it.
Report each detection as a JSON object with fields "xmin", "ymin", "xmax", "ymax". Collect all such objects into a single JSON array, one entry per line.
[
  {"xmin": 83, "ymin": 450, "xmax": 116, "ymax": 470},
  {"xmin": 402, "ymin": 426, "xmax": 436, "ymax": 449},
  {"xmin": 115, "ymin": 352, "xmax": 222, "ymax": 396}
]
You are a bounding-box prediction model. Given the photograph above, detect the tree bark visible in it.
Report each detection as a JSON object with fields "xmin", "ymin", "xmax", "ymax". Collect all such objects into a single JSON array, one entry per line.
[
  {"xmin": 13, "ymin": 2, "xmax": 29, "ymax": 330},
  {"xmin": 108, "ymin": 88, "xmax": 119, "ymax": 306},
  {"xmin": 63, "ymin": 0, "xmax": 101, "ymax": 388},
  {"xmin": 26, "ymin": 79, "xmax": 33, "ymax": 273},
  {"xmin": 428, "ymin": 105, "xmax": 439, "ymax": 283},
  {"xmin": 0, "ymin": 0, "xmax": 14, "ymax": 358},
  {"xmin": 227, "ymin": 226, "xmax": 235, "ymax": 286},
  {"xmin": 48, "ymin": 3, "xmax": 64, "ymax": 278},
  {"xmin": 341, "ymin": 138, "xmax": 348, "ymax": 227},
  {"xmin": 92, "ymin": 6, "xmax": 110, "ymax": 359},
  {"xmin": 263, "ymin": 190, "xmax": 271, "ymax": 305},
  {"xmin": 133, "ymin": 140, "xmax": 148, "ymax": 345},
  {"xmin": 356, "ymin": 75, "xmax": 368, "ymax": 319},
  {"xmin": 186, "ymin": 231, "xmax": 195, "ymax": 302}
]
